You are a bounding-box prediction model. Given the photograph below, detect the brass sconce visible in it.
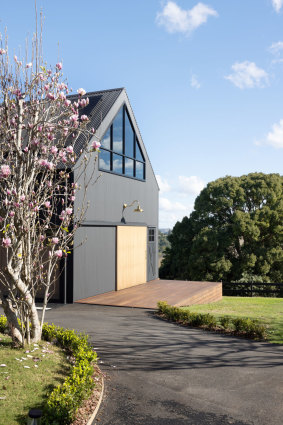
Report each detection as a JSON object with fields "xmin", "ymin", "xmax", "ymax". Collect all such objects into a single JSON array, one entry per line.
[{"xmin": 121, "ymin": 200, "xmax": 144, "ymax": 223}]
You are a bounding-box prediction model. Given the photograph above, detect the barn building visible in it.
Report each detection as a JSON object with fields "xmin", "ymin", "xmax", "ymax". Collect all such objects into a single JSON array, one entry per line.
[{"xmin": 62, "ymin": 88, "xmax": 159, "ymax": 303}]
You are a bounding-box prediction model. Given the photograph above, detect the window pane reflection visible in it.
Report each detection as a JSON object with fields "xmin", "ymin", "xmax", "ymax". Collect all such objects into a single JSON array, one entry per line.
[
  {"xmin": 135, "ymin": 139, "xmax": 144, "ymax": 161},
  {"xmin": 113, "ymin": 108, "xmax": 123, "ymax": 153},
  {"xmin": 99, "ymin": 106, "xmax": 145, "ymax": 181},
  {"xmin": 136, "ymin": 161, "xmax": 144, "ymax": 180},
  {"xmin": 125, "ymin": 158, "xmax": 134, "ymax": 177},
  {"xmin": 101, "ymin": 128, "xmax": 111, "ymax": 150},
  {"xmin": 99, "ymin": 149, "xmax": 111, "ymax": 171},
  {"xmin": 113, "ymin": 154, "xmax": 123, "ymax": 174},
  {"xmin": 125, "ymin": 112, "xmax": 134, "ymax": 158}
]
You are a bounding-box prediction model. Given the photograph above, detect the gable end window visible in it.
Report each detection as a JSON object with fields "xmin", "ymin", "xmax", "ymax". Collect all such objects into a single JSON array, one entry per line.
[{"xmin": 99, "ymin": 105, "xmax": 145, "ymax": 181}]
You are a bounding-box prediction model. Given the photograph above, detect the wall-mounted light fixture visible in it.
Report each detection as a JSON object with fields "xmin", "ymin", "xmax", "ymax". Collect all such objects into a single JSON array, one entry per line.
[{"xmin": 121, "ymin": 200, "xmax": 144, "ymax": 223}]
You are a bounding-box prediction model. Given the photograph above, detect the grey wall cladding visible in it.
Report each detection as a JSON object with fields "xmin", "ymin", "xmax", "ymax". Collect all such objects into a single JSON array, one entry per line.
[{"xmin": 73, "ymin": 226, "xmax": 116, "ymax": 301}]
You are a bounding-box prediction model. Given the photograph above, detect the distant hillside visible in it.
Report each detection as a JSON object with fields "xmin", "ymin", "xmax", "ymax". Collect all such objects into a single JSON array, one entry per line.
[{"xmin": 159, "ymin": 228, "xmax": 171, "ymax": 235}]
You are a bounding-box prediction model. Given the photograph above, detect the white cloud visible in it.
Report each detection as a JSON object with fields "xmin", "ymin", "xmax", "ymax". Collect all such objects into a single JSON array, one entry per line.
[
  {"xmin": 225, "ymin": 61, "xmax": 269, "ymax": 89},
  {"xmin": 159, "ymin": 197, "xmax": 187, "ymax": 212},
  {"xmin": 159, "ymin": 198, "xmax": 193, "ymax": 229},
  {"xmin": 272, "ymin": 0, "xmax": 283, "ymax": 13},
  {"xmin": 263, "ymin": 119, "xmax": 283, "ymax": 148},
  {"xmin": 269, "ymin": 41, "xmax": 283, "ymax": 55},
  {"xmin": 156, "ymin": 1, "xmax": 218, "ymax": 35},
  {"xmin": 190, "ymin": 74, "xmax": 201, "ymax": 89},
  {"xmin": 156, "ymin": 175, "xmax": 171, "ymax": 193},
  {"xmin": 178, "ymin": 175, "xmax": 205, "ymax": 195}
]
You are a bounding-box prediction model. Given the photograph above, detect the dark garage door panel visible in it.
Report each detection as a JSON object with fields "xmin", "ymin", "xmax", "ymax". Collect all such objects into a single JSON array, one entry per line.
[{"xmin": 73, "ymin": 227, "xmax": 116, "ymax": 301}]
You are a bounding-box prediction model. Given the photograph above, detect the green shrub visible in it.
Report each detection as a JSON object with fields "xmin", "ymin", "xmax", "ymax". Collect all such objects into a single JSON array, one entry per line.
[
  {"xmin": 0, "ymin": 315, "xmax": 7, "ymax": 333},
  {"xmin": 156, "ymin": 303, "xmax": 266, "ymax": 340},
  {"xmin": 42, "ymin": 323, "xmax": 97, "ymax": 425},
  {"xmin": 231, "ymin": 317, "xmax": 266, "ymax": 339},
  {"xmin": 220, "ymin": 316, "xmax": 231, "ymax": 329}
]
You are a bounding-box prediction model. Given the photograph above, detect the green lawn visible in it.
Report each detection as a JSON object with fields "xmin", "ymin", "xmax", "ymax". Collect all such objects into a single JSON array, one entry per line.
[
  {"xmin": 181, "ymin": 297, "xmax": 283, "ymax": 344},
  {"xmin": 0, "ymin": 334, "xmax": 70, "ymax": 425}
]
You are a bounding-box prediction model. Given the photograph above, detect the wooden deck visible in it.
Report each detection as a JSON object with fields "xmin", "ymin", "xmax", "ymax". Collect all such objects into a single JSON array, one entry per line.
[{"xmin": 75, "ymin": 280, "xmax": 222, "ymax": 309}]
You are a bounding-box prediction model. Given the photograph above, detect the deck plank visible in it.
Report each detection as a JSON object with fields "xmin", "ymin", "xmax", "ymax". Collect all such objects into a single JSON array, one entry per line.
[{"xmin": 75, "ymin": 280, "xmax": 222, "ymax": 309}]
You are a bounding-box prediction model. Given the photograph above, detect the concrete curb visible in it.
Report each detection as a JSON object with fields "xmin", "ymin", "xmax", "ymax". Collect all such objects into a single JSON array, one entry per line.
[{"xmin": 87, "ymin": 376, "xmax": 105, "ymax": 425}]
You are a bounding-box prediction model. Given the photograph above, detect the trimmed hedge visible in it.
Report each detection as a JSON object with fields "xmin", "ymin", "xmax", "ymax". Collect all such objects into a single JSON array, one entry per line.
[
  {"xmin": 157, "ymin": 301, "xmax": 267, "ymax": 340},
  {"xmin": 0, "ymin": 315, "xmax": 97, "ymax": 425}
]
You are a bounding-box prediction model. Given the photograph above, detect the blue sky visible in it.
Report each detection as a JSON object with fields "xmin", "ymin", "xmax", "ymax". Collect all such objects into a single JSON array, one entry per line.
[{"xmin": 1, "ymin": 1, "xmax": 283, "ymax": 228}]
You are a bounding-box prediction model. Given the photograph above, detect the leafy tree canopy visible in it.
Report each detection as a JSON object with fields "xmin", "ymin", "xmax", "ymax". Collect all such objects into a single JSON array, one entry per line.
[{"xmin": 160, "ymin": 173, "xmax": 283, "ymax": 283}]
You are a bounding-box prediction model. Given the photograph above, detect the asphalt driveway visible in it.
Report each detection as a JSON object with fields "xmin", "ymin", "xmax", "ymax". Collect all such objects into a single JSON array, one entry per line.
[{"xmin": 40, "ymin": 303, "xmax": 283, "ymax": 425}]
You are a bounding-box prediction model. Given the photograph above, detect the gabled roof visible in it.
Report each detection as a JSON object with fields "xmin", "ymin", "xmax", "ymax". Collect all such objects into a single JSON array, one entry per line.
[{"xmin": 67, "ymin": 88, "xmax": 124, "ymax": 156}]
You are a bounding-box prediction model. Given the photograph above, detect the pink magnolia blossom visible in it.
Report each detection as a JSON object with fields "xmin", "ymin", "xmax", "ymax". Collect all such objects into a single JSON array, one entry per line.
[
  {"xmin": 69, "ymin": 195, "xmax": 76, "ymax": 201},
  {"xmin": 51, "ymin": 146, "xmax": 58, "ymax": 155},
  {"xmin": 14, "ymin": 55, "xmax": 18, "ymax": 62},
  {"xmin": 40, "ymin": 235, "xmax": 45, "ymax": 241},
  {"xmin": 77, "ymin": 88, "xmax": 86, "ymax": 96},
  {"xmin": 92, "ymin": 141, "xmax": 101, "ymax": 151},
  {"xmin": 2, "ymin": 238, "xmax": 11, "ymax": 248},
  {"xmin": 64, "ymin": 99, "xmax": 71, "ymax": 107},
  {"xmin": 81, "ymin": 115, "xmax": 88, "ymax": 122},
  {"xmin": 26, "ymin": 62, "xmax": 32, "ymax": 68},
  {"xmin": 0, "ymin": 49, "xmax": 6, "ymax": 55},
  {"xmin": 79, "ymin": 99, "xmax": 87, "ymax": 108},
  {"xmin": 54, "ymin": 250, "xmax": 63, "ymax": 258},
  {"xmin": 20, "ymin": 195, "xmax": 25, "ymax": 202},
  {"xmin": 66, "ymin": 146, "xmax": 74, "ymax": 154},
  {"xmin": 45, "ymin": 201, "xmax": 51, "ymax": 209},
  {"xmin": 9, "ymin": 211, "xmax": 15, "ymax": 217},
  {"xmin": 33, "ymin": 206, "xmax": 39, "ymax": 213},
  {"xmin": 14, "ymin": 202, "xmax": 20, "ymax": 208},
  {"xmin": 70, "ymin": 114, "xmax": 78, "ymax": 122},
  {"xmin": 52, "ymin": 237, "xmax": 59, "ymax": 244},
  {"xmin": 58, "ymin": 91, "xmax": 66, "ymax": 101},
  {"xmin": 38, "ymin": 159, "xmax": 48, "ymax": 167},
  {"xmin": 46, "ymin": 161, "xmax": 54, "ymax": 170},
  {"xmin": 56, "ymin": 62, "xmax": 63, "ymax": 70},
  {"xmin": 0, "ymin": 165, "xmax": 11, "ymax": 178},
  {"xmin": 47, "ymin": 93, "xmax": 55, "ymax": 100},
  {"xmin": 7, "ymin": 189, "xmax": 11, "ymax": 195},
  {"xmin": 66, "ymin": 208, "xmax": 72, "ymax": 215},
  {"xmin": 38, "ymin": 159, "xmax": 54, "ymax": 170}
]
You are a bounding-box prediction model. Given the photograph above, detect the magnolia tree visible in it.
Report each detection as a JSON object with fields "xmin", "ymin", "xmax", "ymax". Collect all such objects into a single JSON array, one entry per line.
[{"xmin": 0, "ymin": 36, "xmax": 101, "ymax": 346}]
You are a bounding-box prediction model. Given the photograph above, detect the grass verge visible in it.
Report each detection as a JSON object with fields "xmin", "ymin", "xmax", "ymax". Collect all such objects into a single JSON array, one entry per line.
[
  {"xmin": 0, "ymin": 333, "xmax": 70, "ymax": 425},
  {"xmin": 181, "ymin": 297, "xmax": 283, "ymax": 344}
]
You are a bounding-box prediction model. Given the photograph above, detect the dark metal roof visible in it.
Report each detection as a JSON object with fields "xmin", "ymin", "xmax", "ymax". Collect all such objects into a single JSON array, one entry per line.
[{"xmin": 67, "ymin": 88, "xmax": 124, "ymax": 157}]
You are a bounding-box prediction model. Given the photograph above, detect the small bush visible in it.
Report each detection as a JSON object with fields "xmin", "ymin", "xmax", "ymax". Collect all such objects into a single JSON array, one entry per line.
[
  {"xmin": 156, "ymin": 302, "xmax": 266, "ymax": 340},
  {"xmin": 220, "ymin": 316, "xmax": 231, "ymax": 329},
  {"xmin": 42, "ymin": 323, "xmax": 97, "ymax": 424},
  {"xmin": 231, "ymin": 317, "xmax": 266, "ymax": 339},
  {"xmin": 0, "ymin": 315, "xmax": 7, "ymax": 333}
]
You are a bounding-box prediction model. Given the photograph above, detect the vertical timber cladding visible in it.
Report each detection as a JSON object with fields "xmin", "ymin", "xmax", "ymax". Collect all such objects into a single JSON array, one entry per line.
[{"xmin": 116, "ymin": 226, "xmax": 147, "ymax": 290}]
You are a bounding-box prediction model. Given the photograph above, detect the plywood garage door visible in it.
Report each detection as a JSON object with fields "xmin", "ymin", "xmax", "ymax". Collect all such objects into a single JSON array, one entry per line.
[{"xmin": 117, "ymin": 226, "xmax": 147, "ymax": 290}]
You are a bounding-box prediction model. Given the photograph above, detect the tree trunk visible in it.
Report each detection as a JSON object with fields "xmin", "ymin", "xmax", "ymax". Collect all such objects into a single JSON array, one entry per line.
[{"xmin": 0, "ymin": 294, "xmax": 23, "ymax": 345}]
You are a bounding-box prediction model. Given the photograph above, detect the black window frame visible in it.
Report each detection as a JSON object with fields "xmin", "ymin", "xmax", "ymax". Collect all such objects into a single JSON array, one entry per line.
[{"xmin": 98, "ymin": 104, "xmax": 146, "ymax": 181}]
